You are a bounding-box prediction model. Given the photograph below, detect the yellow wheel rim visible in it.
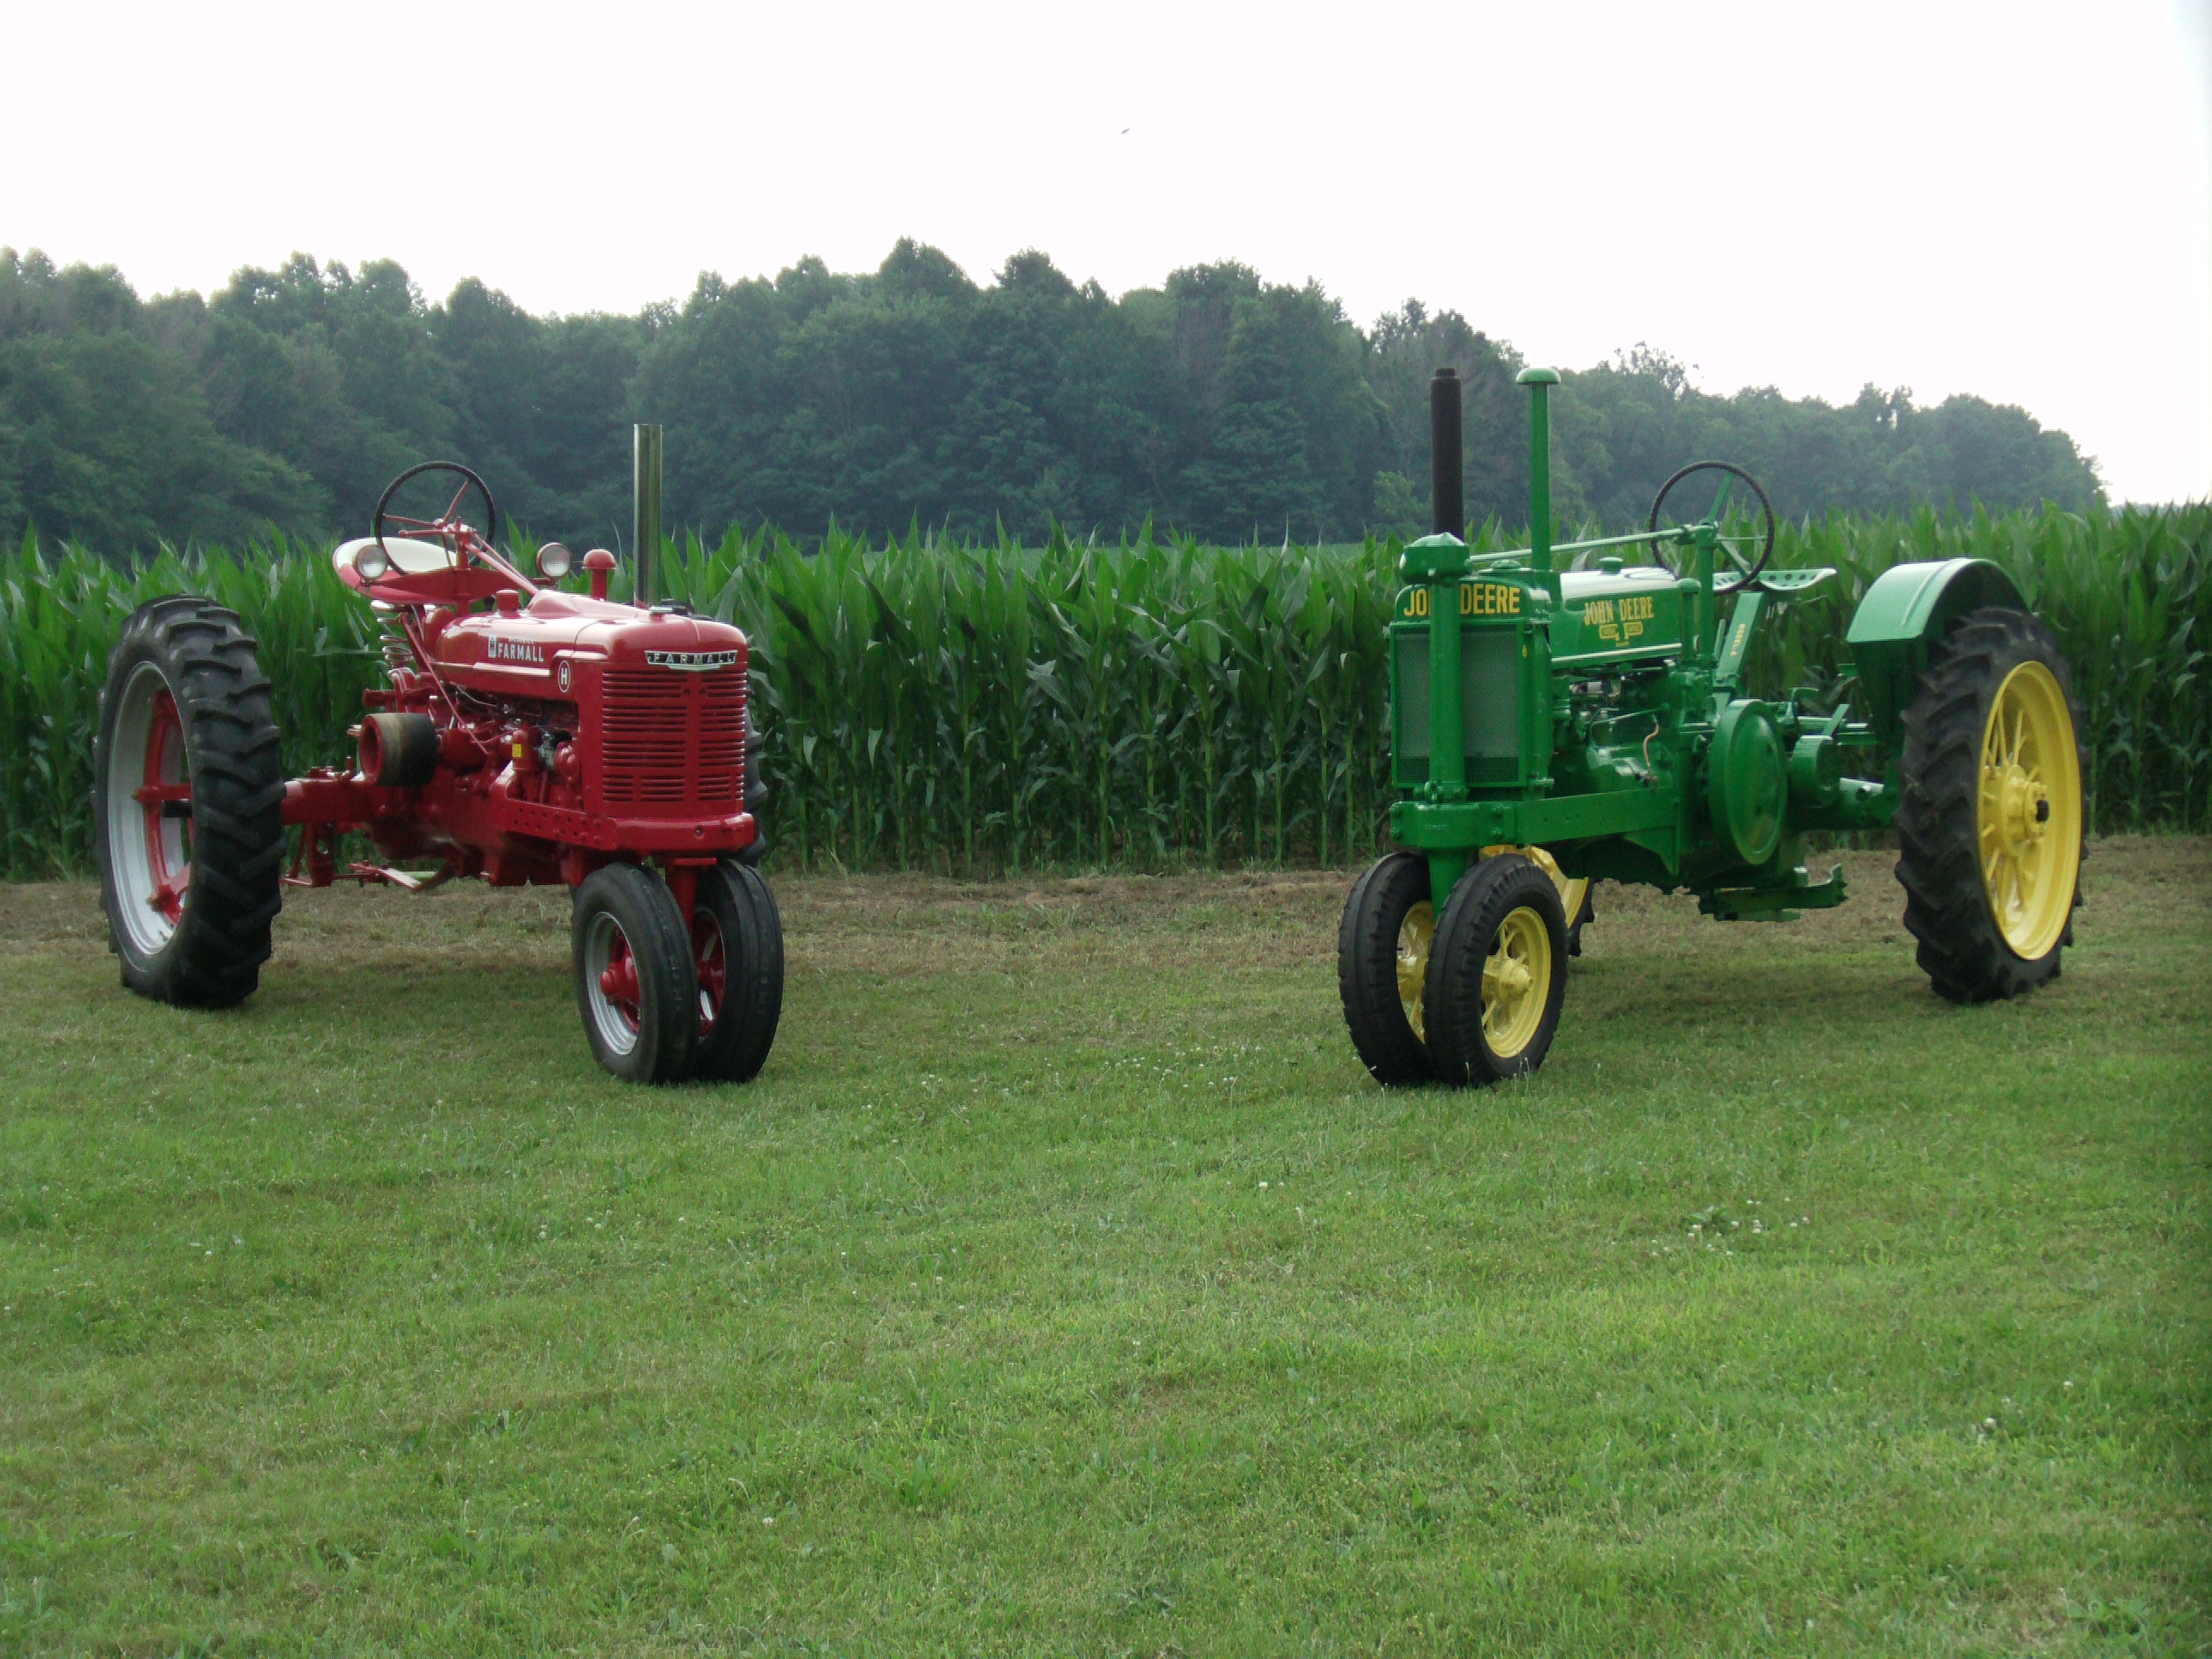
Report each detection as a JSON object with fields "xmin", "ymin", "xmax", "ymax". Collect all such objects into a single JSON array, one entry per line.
[
  {"xmin": 1482, "ymin": 905, "xmax": 1551, "ymax": 1058},
  {"xmin": 1396, "ymin": 901, "xmax": 1434, "ymax": 1042},
  {"xmin": 1560, "ymin": 876, "xmax": 1589, "ymax": 926},
  {"xmin": 1977, "ymin": 660, "xmax": 2081, "ymax": 959},
  {"xmin": 1482, "ymin": 843, "xmax": 1585, "ymax": 923}
]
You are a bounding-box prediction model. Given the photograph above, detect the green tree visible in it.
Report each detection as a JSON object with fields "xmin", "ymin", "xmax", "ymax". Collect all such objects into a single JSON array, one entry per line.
[
  {"xmin": 1367, "ymin": 300, "xmax": 1532, "ymax": 530},
  {"xmin": 0, "ymin": 242, "xmax": 2112, "ymax": 557},
  {"xmin": 0, "ymin": 250, "xmax": 319, "ymax": 551}
]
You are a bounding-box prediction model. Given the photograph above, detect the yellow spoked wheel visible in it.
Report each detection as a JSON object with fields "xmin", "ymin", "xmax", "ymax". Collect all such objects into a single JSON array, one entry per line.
[
  {"xmin": 1897, "ymin": 606, "xmax": 2084, "ymax": 1003},
  {"xmin": 1481, "ymin": 842, "xmax": 1596, "ymax": 954},
  {"xmin": 1424, "ymin": 854, "xmax": 1570, "ymax": 1086},
  {"xmin": 1977, "ymin": 660, "xmax": 2081, "ymax": 960},
  {"xmin": 1560, "ymin": 876, "xmax": 1593, "ymax": 954},
  {"xmin": 1481, "ymin": 905, "xmax": 1551, "ymax": 1059},
  {"xmin": 1340, "ymin": 851, "xmax": 1441, "ymax": 1086},
  {"xmin": 1396, "ymin": 900, "xmax": 1434, "ymax": 1042}
]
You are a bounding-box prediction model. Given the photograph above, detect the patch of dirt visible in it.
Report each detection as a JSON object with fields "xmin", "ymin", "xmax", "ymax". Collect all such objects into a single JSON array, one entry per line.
[{"xmin": 0, "ymin": 881, "xmax": 112, "ymax": 956}]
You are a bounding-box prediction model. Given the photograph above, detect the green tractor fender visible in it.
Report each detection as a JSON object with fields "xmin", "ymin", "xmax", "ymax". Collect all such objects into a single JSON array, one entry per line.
[{"xmin": 1844, "ymin": 558, "xmax": 2027, "ymax": 748}]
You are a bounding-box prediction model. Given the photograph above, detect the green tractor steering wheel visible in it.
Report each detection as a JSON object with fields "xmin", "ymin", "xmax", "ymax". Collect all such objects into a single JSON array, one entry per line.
[{"xmin": 1646, "ymin": 461, "xmax": 1775, "ymax": 591}]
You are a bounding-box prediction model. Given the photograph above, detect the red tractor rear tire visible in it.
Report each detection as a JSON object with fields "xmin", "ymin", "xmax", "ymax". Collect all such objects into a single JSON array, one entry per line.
[
  {"xmin": 573, "ymin": 864, "xmax": 697, "ymax": 1084},
  {"xmin": 686, "ymin": 859, "xmax": 784, "ymax": 1083},
  {"xmin": 94, "ymin": 597, "xmax": 285, "ymax": 1007}
]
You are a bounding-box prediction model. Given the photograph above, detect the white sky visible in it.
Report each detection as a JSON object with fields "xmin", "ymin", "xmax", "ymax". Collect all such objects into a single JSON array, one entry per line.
[{"xmin": 9, "ymin": 0, "xmax": 2209, "ymax": 502}]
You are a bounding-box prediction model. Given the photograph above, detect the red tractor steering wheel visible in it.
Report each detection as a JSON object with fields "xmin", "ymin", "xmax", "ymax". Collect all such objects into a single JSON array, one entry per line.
[{"xmin": 374, "ymin": 461, "xmax": 500, "ymax": 562}]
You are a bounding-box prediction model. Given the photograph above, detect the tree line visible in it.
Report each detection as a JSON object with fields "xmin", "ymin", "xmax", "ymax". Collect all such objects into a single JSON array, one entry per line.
[{"xmin": 0, "ymin": 242, "xmax": 2103, "ymax": 556}]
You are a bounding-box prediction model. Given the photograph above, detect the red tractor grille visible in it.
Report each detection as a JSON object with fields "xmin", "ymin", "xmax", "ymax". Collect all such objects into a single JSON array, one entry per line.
[{"xmin": 596, "ymin": 667, "xmax": 745, "ymax": 814}]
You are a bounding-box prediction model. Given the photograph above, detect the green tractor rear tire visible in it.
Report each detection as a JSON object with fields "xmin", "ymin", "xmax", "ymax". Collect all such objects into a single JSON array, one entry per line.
[
  {"xmin": 1423, "ymin": 854, "xmax": 1569, "ymax": 1087},
  {"xmin": 1895, "ymin": 606, "xmax": 2085, "ymax": 1004}
]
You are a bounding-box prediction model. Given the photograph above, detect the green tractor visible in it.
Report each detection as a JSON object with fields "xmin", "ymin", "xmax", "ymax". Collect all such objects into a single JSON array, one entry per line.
[{"xmin": 1340, "ymin": 367, "xmax": 2085, "ymax": 1087}]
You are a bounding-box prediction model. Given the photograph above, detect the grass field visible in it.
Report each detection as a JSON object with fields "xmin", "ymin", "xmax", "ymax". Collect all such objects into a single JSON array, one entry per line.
[{"xmin": 2, "ymin": 844, "xmax": 2206, "ymax": 1656}]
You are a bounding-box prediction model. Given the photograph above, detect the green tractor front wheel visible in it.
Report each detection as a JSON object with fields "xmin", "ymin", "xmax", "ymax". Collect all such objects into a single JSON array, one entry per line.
[
  {"xmin": 1424, "ymin": 855, "xmax": 1571, "ymax": 1088},
  {"xmin": 1338, "ymin": 851, "xmax": 1437, "ymax": 1088},
  {"xmin": 1340, "ymin": 851, "xmax": 1575, "ymax": 1089}
]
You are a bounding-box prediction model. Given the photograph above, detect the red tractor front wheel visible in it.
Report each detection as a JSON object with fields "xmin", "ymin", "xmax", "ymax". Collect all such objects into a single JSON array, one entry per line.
[
  {"xmin": 686, "ymin": 859, "xmax": 784, "ymax": 1083},
  {"xmin": 573, "ymin": 864, "xmax": 697, "ymax": 1084}
]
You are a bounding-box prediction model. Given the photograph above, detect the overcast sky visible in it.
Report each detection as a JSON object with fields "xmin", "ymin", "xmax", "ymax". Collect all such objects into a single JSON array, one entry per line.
[{"xmin": 10, "ymin": 0, "xmax": 2209, "ymax": 501}]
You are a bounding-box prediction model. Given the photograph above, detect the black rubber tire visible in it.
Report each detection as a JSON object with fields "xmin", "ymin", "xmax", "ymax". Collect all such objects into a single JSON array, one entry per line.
[
  {"xmin": 1565, "ymin": 881, "xmax": 1597, "ymax": 958},
  {"xmin": 94, "ymin": 597, "xmax": 286, "ymax": 1007},
  {"xmin": 1895, "ymin": 606, "xmax": 2086, "ymax": 1004},
  {"xmin": 1423, "ymin": 854, "xmax": 1569, "ymax": 1088},
  {"xmin": 1338, "ymin": 850, "xmax": 1435, "ymax": 1087},
  {"xmin": 572, "ymin": 864, "xmax": 697, "ymax": 1084},
  {"xmin": 737, "ymin": 704, "xmax": 767, "ymax": 867},
  {"xmin": 687, "ymin": 859, "xmax": 785, "ymax": 1083}
]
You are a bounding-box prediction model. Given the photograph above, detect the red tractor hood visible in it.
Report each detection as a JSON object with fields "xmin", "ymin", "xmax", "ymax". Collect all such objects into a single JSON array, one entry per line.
[{"xmin": 432, "ymin": 591, "xmax": 747, "ymax": 696}]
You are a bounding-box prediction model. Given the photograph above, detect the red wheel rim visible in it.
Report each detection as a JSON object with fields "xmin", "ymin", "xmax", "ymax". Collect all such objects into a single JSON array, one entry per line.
[
  {"xmin": 596, "ymin": 926, "xmax": 643, "ymax": 1032},
  {"xmin": 139, "ymin": 690, "xmax": 190, "ymax": 925},
  {"xmin": 108, "ymin": 665, "xmax": 195, "ymax": 954},
  {"xmin": 693, "ymin": 910, "xmax": 727, "ymax": 1037}
]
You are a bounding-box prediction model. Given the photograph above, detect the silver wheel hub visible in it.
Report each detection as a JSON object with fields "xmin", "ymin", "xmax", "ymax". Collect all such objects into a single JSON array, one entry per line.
[
  {"xmin": 581, "ymin": 912, "xmax": 642, "ymax": 1057},
  {"xmin": 108, "ymin": 662, "xmax": 188, "ymax": 956}
]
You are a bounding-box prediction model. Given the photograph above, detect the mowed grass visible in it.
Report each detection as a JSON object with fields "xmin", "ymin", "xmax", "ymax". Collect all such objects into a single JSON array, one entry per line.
[{"xmin": 0, "ymin": 843, "xmax": 2205, "ymax": 1657}]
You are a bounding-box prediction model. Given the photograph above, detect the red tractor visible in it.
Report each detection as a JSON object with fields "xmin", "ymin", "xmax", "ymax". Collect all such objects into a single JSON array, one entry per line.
[{"xmin": 91, "ymin": 462, "xmax": 783, "ymax": 1085}]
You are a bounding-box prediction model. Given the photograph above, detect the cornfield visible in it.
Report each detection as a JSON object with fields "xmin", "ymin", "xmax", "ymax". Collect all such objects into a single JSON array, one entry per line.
[{"xmin": 3, "ymin": 505, "xmax": 2205, "ymax": 882}]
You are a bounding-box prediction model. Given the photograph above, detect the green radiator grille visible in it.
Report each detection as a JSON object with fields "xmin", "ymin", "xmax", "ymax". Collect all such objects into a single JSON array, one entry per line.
[{"xmin": 1392, "ymin": 626, "xmax": 1520, "ymax": 787}]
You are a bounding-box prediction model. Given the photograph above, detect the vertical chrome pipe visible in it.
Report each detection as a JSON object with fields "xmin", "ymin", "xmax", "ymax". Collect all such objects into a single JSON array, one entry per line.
[{"xmin": 632, "ymin": 423, "xmax": 663, "ymax": 606}]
